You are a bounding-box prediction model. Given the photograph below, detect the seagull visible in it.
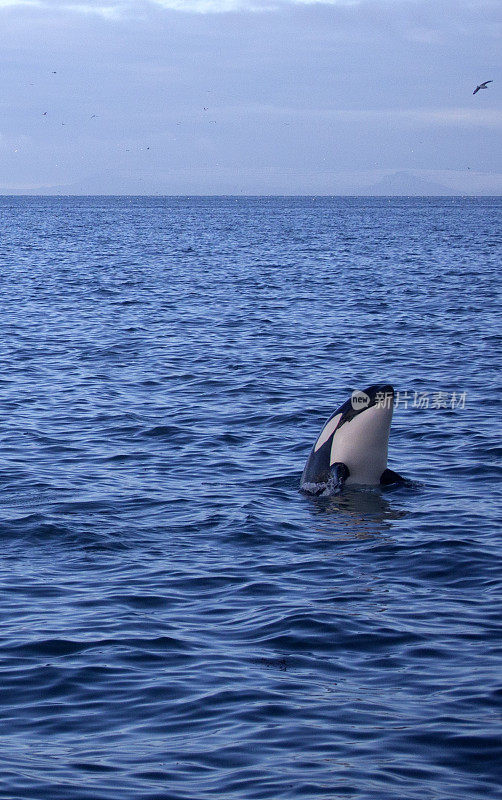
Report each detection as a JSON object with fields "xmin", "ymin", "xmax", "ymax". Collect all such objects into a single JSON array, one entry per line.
[{"xmin": 473, "ymin": 80, "xmax": 493, "ymax": 95}]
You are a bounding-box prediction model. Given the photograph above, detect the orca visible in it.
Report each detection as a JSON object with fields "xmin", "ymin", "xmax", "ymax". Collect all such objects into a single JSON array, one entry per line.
[{"xmin": 300, "ymin": 384, "xmax": 411, "ymax": 495}]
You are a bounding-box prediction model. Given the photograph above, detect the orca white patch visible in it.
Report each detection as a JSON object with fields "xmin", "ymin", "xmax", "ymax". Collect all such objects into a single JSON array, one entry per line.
[
  {"xmin": 330, "ymin": 401, "xmax": 393, "ymax": 485},
  {"xmin": 314, "ymin": 413, "xmax": 342, "ymax": 452}
]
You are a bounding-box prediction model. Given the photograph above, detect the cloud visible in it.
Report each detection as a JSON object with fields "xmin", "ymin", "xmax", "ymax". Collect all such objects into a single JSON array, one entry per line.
[
  {"xmin": 0, "ymin": 0, "xmax": 123, "ymax": 11},
  {"xmin": 0, "ymin": 0, "xmax": 43, "ymax": 7},
  {"xmin": 0, "ymin": 0, "xmax": 439, "ymax": 14},
  {"xmin": 149, "ymin": 0, "xmax": 266, "ymax": 10},
  {"xmin": 147, "ymin": 0, "xmax": 358, "ymax": 10},
  {"xmin": 399, "ymin": 108, "xmax": 502, "ymax": 128},
  {"xmin": 60, "ymin": 2, "xmax": 124, "ymax": 16},
  {"xmin": 0, "ymin": 0, "xmax": 378, "ymax": 20},
  {"xmin": 217, "ymin": 104, "xmax": 502, "ymax": 129},
  {"xmin": 1, "ymin": 0, "xmax": 501, "ymax": 20},
  {"xmin": 353, "ymin": 107, "xmax": 502, "ymax": 129}
]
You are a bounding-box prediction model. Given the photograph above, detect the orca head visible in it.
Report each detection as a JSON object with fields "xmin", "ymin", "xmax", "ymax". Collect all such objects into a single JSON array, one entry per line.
[
  {"xmin": 301, "ymin": 384, "xmax": 404, "ymax": 493},
  {"xmin": 329, "ymin": 383, "xmax": 395, "ymax": 485}
]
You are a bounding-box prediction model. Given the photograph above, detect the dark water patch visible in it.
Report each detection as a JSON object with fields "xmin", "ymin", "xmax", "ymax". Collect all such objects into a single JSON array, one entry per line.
[{"xmin": 141, "ymin": 424, "xmax": 188, "ymax": 440}]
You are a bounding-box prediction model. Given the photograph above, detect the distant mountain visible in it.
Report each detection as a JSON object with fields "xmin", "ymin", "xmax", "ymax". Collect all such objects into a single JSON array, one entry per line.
[
  {"xmin": 29, "ymin": 176, "xmax": 153, "ymax": 196},
  {"xmin": 362, "ymin": 171, "xmax": 453, "ymax": 196}
]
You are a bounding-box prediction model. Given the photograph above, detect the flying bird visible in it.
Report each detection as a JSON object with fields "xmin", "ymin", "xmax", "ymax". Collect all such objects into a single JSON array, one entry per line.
[{"xmin": 473, "ymin": 80, "xmax": 493, "ymax": 95}]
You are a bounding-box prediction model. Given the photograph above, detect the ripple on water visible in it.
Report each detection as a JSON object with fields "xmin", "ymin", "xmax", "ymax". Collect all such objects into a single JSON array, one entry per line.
[{"xmin": 0, "ymin": 196, "xmax": 500, "ymax": 800}]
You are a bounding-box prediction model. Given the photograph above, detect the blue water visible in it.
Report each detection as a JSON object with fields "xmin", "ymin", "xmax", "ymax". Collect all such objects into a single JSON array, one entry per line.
[{"xmin": 0, "ymin": 196, "xmax": 500, "ymax": 799}]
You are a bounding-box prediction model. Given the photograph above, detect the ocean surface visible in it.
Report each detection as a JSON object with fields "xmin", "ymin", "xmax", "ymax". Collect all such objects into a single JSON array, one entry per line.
[{"xmin": 0, "ymin": 195, "xmax": 500, "ymax": 800}]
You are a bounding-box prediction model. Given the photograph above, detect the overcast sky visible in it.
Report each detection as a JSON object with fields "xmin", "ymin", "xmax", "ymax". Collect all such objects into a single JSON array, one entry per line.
[{"xmin": 0, "ymin": 0, "xmax": 500, "ymax": 194}]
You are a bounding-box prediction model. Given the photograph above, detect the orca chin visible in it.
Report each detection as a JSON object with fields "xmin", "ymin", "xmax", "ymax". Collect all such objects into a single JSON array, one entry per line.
[{"xmin": 300, "ymin": 383, "xmax": 411, "ymax": 495}]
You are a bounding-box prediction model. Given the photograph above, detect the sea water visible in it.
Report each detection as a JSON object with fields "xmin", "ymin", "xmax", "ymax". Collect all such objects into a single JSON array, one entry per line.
[{"xmin": 0, "ymin": 196, "xmax": 500, "ymax": 799}]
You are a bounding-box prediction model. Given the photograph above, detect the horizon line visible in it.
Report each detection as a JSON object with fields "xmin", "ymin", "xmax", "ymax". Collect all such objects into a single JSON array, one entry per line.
[{"xmin": 0, "ymin": 193, "xmax": 501, "ymax": 199}]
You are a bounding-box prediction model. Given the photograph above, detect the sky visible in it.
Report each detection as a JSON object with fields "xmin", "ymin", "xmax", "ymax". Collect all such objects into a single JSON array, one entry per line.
[{"xmin": 0, "ymin": 0, "xmax": 501, "ymax": 194}]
